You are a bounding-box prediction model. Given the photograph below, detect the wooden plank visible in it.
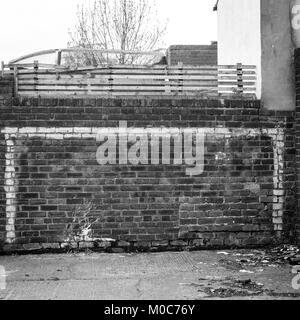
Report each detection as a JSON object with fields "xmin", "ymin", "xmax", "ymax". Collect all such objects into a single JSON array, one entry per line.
[
  {"xmin": 218, "ymin": 88, "xmax": 256, "ymax": 93},
  {"xmin": 168, "ymin": 87, "xmax": 217, "ymax": 91},
  {"xmin": 218, "ymin": 81, "xmax": 256, "ymax": 86},
  {"xmin": 58, "ymin": 64, "xmax": 218, "ymax": 70},
  {"xmin": 218, "ymin": 75, "xmax": 256, "ymax": 80},
  {"xmin": 18, "ymin": 85, "xmax": 165, "ymax": 91},
  {"xmin": 18, "ymin": 90, "xmax": 219, "ymax": 96},
  {"xmin": 13, "ymin": 63, "xmax": 254, "ymax": 73},
  {"xmin": 18, "ymin": 79, "xmax": 111, "ymax": 85},
  {"xmin": 218, "ymin": 83, "xmax": 256, "ymax": 87},
  {"xmin": 89, "ymin": 69, "xmax": 218, "ymax": 75},
  {"xmin": 17, "ymin": 74, "xmax": 218, "ymax": 82},
  {"xmin": 19, "ymin": 76, "xmax": 218, "ymax": 84},
  {"xmin": 18, "ymin": 84, "xmax": 219, "ymax": 91},
  {"xmin": 18, "ymin": 78, "xmax": 218, "ymax": 86},
  {"xmin": 218, "ymin": 87, "xmax": 256, "ymax": 92},
  {"xmin": 15, "ymin": 69, "xmax": 218, "ymax": 76},
  {"xmin": 218, "ymin": 70, "xmax": 256, "ymax": 75},
  {"xmin": 15, "ymin": 64, "xmax": 213, "ymax": 72},
  {"xmin": 218, "ymin": 65, "xmax": 256, "ymax": 69}
]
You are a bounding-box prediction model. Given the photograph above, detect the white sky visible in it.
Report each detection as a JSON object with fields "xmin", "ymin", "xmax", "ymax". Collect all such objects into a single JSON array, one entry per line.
[{"xmin": 0, "ymin": 0, "xmax": 218, "ymax": 63}]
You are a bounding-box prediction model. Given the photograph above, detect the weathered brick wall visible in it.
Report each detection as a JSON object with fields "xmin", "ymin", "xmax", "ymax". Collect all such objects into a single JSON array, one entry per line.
[
  {"xmin": 0, "ymin": 76, "xmax": 13, "ymax": 102},
  {"xmin": 0, "ymin": 76, "xmax": 14, "ymax": 249},
  {"xmin": 167, "ymin": 44, "xmax": 218, "ymax": 66},
  {"xmin": 0, "ymin": 130, "xmax": 5, "ymax": 247},
  {"xmin": 0, "ymin": 96, "xmax": 296, "ymax": 251},
  {"xmin": 295, "ymin": 48, "xmax": 300, "ymax": 244}
]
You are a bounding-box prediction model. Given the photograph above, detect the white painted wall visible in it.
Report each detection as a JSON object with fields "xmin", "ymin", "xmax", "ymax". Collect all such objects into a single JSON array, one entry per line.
[{"xmin": 217, "ymin": 0, "xmax": 262, "ymax": 99}]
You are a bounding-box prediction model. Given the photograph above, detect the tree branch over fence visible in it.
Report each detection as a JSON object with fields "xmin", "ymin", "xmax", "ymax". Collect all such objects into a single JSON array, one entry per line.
[{"xmin": 67, "ymin": 0, "xmax": 167, "ymax": 66}]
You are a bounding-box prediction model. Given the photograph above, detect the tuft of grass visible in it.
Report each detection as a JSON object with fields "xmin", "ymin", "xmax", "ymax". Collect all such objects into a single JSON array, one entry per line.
[{"xmin": 63, "ymin": 200, "xmax": 102, "ymax": 244}]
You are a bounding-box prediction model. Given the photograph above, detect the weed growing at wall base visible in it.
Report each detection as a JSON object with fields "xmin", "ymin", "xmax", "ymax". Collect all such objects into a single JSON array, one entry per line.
[{"xmin": 96, "ymin": 121, "xmax": 205, "ymax": 176}]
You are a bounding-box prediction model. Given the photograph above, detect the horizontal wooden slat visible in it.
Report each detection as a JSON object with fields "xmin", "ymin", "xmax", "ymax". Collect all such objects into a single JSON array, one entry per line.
[
  {"xmin": 17, "ymin": 71, "xmax": 218, "ymax": 76},
  {"xmin": 18, "ymin": 92, "xmax": 219, "ymax": 98},
  {"xmin": 18, "ymin": 79, "xmax": 219, "ymax": 86},
  {"xmin": 218, "ymin": 75, "xmax": 256, "ymax": 81},
  {"xmin": 218, "ymin": 81, "xmax": 256, "ymax": 86},
  {"xmin": 218, "ymin": 65, "xmax": 256, "ymax": 70},
  {"xmin": 18, "ymin": 85, "xmax": 218, "ymax": 91},
  {"xmin": 18, "ymin": 75, "xmax": 218, "ymax": 82},
  {"xmin": 218, "ymin": 70, "xmax": 256, "ymax": 76},
  {"xmin": 218, "ymin": 88, "xmax": 256, "ymax": 93},
  {"xmin": 9, "ymin": 63, "xmax": 257, "ymax": 97}
]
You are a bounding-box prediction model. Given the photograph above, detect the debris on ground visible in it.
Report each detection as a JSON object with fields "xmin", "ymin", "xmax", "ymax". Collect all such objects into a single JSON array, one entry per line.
[
  {"xmin": 267, "ymin": 245, "xmax": 300, "ymax": 265},
  {"xmin": 192, "ymin": 245, "xmax": 300, "ymax": 298},
  {"xmin": 239, "ymin": 270, "xmax": 254, "ymax": 274},
  {"xmin": 197, "ymin": 278, "xmax": 265, "ymax": 298},
  {"xmin": 196, "ymin": 277, "xmax": 300, "ymax": 298},
  {"xmin": 289, "ymin": 255, "xmax": 300, "ymax": 265},
  {"xmin": 219, "ymin": 245, "xmax": 300, "ymax": 270}
]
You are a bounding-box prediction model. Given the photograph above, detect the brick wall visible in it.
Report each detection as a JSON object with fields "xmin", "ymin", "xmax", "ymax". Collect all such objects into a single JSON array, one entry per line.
[
  {"xmin": 295, "ymin": 48, "xmax": 300, "ymax": 244},
  {"xmin": 0, "ymin": 75, "xmax": 13, "ymax": 100},
  {"xmin": 167, "ymin": 44, "xmax": 218, "ymax": 66},
  {"xmin": 0, "ymin": 95, "xmax": 296, "ymax": 251},
  {"xmin": 0, "ymin": 76, "xmax": 14, "ymax": 249}
]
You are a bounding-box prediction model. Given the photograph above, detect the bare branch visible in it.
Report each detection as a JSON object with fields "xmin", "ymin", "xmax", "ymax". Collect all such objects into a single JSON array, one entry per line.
[{"xmin": 67, "ymin": 0, "xmax": 167, "ymax": 66}]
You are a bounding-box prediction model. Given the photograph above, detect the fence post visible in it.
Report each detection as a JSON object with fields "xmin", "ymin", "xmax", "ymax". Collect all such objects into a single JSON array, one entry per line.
[
  {"xmin": 164, "ymin": 67, "xmax": 171, "ymax": 94},
  {"xmin": 108, "ymin": 66, "xmax": 114, "ymax": 97},
  {"xmin": 237, "ymin": 63, "xmax": 243, "ymax": 94},
  {"xmin": 34, "ymin": 60, "xmax": 39, "ymax": 93},
  {"xmin": 87, "ymin": 72, "xmax": 92, "ymax": 94},
  {"xmin": 56, "ymin": 50, "xmax": 62, "ymax": 66},
  {"xmin": 13, "ymin": 66, "xmax": 18, "ymax": 97},
  {"xmin": 178, "ymin": 62, "xmax": 183, "ymax": 93}
]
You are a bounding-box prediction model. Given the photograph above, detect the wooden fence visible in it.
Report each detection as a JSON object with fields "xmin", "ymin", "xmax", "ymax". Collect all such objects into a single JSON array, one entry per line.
[{"xmin": 2, "ymin": 63, "xmax": 257, "ymax": 98}]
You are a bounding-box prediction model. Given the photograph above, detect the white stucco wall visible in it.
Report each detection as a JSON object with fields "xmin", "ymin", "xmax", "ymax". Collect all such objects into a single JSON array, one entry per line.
[{"xmin": 217, "ymin": 0, "xmax": 262, "ymax": 99}]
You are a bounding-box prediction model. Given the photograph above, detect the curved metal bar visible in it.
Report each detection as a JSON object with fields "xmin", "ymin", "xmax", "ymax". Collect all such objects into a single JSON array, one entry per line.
[
  {"xmin": 9, "ymin": 49, "xmax": 60, "ymax": 64},
  {"xmin": 8, "ymin": 48, "xmax": 166, "ymax": 65}
]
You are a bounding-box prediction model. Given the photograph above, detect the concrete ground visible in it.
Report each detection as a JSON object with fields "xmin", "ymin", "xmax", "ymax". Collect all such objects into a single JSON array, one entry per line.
[{"xmin": 0, "ymin": 249, "xmax": 300, "ymax": 300}]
